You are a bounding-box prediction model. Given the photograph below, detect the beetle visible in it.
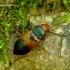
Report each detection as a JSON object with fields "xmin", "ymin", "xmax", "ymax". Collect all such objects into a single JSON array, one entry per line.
[
  {"xmin": 13, "ymin": 23, "xmax": 49, "ymax": 55},
  {"xmin": 10, "ymin": 23, "xmax": 49, "ymax": 65}
]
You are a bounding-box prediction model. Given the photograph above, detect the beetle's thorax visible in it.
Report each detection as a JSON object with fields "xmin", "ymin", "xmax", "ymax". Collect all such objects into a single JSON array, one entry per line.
[{"xmin": 30, "ymin": 31, "xmax": 40, "ymax": 41}]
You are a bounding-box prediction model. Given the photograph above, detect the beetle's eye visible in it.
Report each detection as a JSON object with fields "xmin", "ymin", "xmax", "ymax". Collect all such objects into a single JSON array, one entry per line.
[{"xmin": 33, "ymin": 25, "xmax": 46, "ymax": 39}]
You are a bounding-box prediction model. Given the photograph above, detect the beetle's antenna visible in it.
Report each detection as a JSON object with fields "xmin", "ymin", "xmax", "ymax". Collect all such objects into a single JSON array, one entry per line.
[
  {"xmin": 9, "ymin": 55, "xmax": 27, "ymax": 66},
  {"xmin": 49, "ymin": 31, "xmax": 67, "ymax": 37}
]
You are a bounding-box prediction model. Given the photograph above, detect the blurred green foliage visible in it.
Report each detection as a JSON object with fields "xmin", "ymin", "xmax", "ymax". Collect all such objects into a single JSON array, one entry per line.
[
  {"xmin": 55, "ymin": 0, "xmax": 70, "ymax": 24},
  {"xmin": 55, "ymin": 12, "xmax": 70, "ymax": 25},
  {"xmin": 0, "ymin": 0, "xmax": 70, "ymax": 66}
]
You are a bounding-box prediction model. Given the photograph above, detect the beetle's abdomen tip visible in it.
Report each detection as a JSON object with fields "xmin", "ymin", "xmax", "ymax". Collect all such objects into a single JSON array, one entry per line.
[{"xmin": 13, "ymin": 45, "xmax": 30, "ymax": 55}]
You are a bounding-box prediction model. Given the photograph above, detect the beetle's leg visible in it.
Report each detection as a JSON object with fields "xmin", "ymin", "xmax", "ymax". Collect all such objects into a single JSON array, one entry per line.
[
  {"xmin": 9, "ymin": 56, "xmax": 24, "ymax": 66},
  {"xmin": 9, "ymin": 53, "xmax": 30, "ymax": 66},
  {"xmin": 40, "ymin": 42, "xmax": 50, "ymax": 55}
]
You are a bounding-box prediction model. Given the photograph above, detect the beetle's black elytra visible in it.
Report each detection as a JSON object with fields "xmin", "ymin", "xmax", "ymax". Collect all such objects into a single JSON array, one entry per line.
[{"xmin": 13, "ymin": 39, "xmax": 30, "ymax": 55}]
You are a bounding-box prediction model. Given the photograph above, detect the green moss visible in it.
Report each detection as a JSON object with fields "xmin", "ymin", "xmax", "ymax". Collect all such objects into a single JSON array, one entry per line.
[
  {"xmin": 55, "ymin": 12, "xmax": 70, "ymax": 25},
  {"xmin": 62, "ymin": 0, "xmax": 70, "ymax": 11}
]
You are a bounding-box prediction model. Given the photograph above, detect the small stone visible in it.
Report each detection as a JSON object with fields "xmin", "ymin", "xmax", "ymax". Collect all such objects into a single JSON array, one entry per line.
[
  {"xmin": 45, "ymin": 16, "xmax": 53, "ymax": 23},
  {"xmin": 54, "ymin": 27, "xmax": 64, "ymax": 34},
  {"xmin": 10, "ymin": 68, "xmax": 15, "ymax": 70},
  {"xmin": 44, "ymin": 35, "xmax": 61, "ymax": 56},
  {"xmin": 39, "ymin": 55, "xmax": 43, "ymax": 60},
  {"xmin": 61, "ymin": 38, "xmax": 68, "ymax": 57},
  {"xmin": 60, "ymin": 12, "xmax": 67, "ymax": 16},
  {"xmin": 69, "ymin": 30, "xmax": 70, "ymax": 32}
]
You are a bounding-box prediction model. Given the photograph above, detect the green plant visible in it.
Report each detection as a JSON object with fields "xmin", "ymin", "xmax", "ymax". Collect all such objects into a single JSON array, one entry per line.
[
  {"xmin": 62, "ymin": 0, "xmax": 70, "ymax": 11},
  {"xmin": 55, "ymin": 12, "xmax": 70, "ymax": 25}
]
